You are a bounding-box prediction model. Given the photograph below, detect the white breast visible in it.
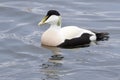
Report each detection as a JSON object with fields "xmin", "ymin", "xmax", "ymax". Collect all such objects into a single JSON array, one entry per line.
[{"xmin": 41, "ymin": 28, "xmax": 64, "ymax": 46}]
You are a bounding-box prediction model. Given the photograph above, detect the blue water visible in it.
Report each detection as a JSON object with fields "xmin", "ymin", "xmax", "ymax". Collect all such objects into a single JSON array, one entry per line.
[{"xmin": 0, "ymin": 0, "xmax": 120, "ymax": 80}]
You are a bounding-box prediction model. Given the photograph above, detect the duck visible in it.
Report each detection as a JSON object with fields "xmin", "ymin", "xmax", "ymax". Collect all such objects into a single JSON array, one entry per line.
[{"xmin": 38, "ymin": 10, "xmax": 109, "ymax": 48}]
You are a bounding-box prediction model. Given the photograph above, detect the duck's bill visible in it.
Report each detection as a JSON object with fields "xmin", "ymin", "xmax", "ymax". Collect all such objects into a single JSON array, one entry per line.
[{"xmin": 38, "ymin": 16, "xmax": 48, "ymax": 26}]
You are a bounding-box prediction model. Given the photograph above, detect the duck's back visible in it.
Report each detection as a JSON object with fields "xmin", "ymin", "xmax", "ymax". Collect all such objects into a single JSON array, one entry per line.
[{"xmin": 61, "ymin": 26, "xmax": 96, "ymax": 40}]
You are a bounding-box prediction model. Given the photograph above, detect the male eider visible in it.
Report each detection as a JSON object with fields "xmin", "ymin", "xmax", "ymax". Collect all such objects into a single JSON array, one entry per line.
[{"xmin": 38, "ymin": 10, "xmax": 109, "ymax": 48}]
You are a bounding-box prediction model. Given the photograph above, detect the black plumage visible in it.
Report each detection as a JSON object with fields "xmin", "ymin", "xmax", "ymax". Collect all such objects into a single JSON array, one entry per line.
[
  {"xmin": 46, "ymin": 10, "xmax": 60, "ymax": 16},
  {"xmin": 58, "ymin": 33, "xmax": 92, "ymax": 48}
]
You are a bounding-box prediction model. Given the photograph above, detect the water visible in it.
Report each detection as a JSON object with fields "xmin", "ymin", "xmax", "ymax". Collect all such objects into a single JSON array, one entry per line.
[{"xmin": 0, "ymin": 0, "xmax": 120, "ymax": 80}]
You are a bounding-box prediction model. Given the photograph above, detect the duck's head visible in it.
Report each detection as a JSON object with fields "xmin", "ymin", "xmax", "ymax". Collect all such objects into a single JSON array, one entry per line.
[{"xmin": 38, "ymin": 10, "xmax": 61, "ymax": 26}]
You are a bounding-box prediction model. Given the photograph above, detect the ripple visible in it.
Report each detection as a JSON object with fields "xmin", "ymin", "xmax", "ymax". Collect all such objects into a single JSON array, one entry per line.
[
  {"xmin": 0, "ymin": 0, "xmax": 120, "ymax": 80},
  {"xmin": 98, "ymin": 11, "xmax": 120, "ymax": 17},
  {"xmin": 0, "ymin": 31, "xmax": 41, "ymax": 47}
]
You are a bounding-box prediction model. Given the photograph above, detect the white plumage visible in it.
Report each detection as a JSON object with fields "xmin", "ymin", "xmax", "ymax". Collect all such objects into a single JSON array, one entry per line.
[
  {"xmin": 38, "ymin": 10, "xmax": 109, "ymax": 48},
  {"xmin": 60, "ymin": 26, "xmax": 96, "ymax": 40}
]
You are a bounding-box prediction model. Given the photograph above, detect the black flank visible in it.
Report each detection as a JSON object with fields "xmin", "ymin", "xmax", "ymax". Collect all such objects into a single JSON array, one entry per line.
[{"xmin": 58, "ymin": 33, "xmax": 92, "ymax": 48}]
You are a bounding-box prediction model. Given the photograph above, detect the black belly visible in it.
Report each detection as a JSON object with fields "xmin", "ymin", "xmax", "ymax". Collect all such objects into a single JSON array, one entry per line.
[{"xmin": 58, "ymin": 33, "xmax": 92, "ymax": 48}]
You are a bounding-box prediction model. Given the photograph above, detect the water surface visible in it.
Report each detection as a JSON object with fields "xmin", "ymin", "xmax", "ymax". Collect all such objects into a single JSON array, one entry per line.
[{"xmin": 0, "ymin": 0, "xmax": 120, "ymax": 80}]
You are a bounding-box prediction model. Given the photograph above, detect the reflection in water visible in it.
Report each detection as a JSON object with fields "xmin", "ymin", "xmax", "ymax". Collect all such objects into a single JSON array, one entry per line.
[
  {"xmin": 42, "ymin": 45, "xmax": 62, "ymax": 55},
  {"xmin": 42, "ymin": 45, "xmax": 64, "ymax": 60},
  {"xmin": 41, "ymin": 61, "xmax": 62, "ymax": 80},
  {"xmin": 41, "ymin": 45, "xmax": 64, "ymax": 80}
]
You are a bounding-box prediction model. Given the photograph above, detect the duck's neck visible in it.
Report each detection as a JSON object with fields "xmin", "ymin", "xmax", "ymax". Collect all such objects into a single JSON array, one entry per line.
[
  {"xmin": 49, "ymin": 16, "xmax": 62, "ymax": 29},
  {"xmin": 49, "ymin": 24, "xmax": 61, "ymax": 30},
  {"xmin": 49, "ymin": 24, "xmax": 61, "ymax": 29}
]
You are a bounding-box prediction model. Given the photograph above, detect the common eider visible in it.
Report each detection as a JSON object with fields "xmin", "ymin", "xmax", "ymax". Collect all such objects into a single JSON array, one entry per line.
[{"xmin": 38, "ymin": 10, "xmax": 109, "ymax": 48}]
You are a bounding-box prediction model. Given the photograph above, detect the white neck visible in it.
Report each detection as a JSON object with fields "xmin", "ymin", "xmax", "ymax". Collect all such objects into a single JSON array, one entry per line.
[
  {"xmin": 49, "ymin": 24, "xmax": 61, "ymax": 29},
  {"xmin": 49, "ymin": 18, "xmax": 61, "ymax": 28}
]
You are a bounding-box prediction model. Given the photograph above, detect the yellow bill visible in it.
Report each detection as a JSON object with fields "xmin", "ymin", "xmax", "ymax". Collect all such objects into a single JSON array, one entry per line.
[{"xmin": 38, "ymin": 16, "xmax": 48, "ymax": 26}]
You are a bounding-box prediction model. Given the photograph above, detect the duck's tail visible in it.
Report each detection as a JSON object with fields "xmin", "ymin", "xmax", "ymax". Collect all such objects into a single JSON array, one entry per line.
[{"xmin": 95, "ymin": 32, "xmax": 109, "ymax": 41}]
